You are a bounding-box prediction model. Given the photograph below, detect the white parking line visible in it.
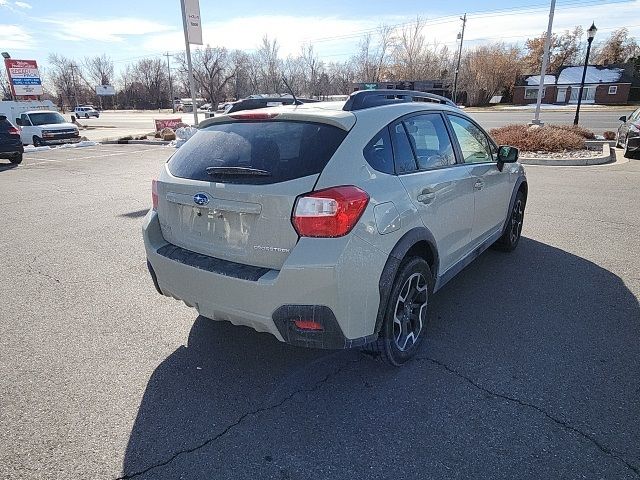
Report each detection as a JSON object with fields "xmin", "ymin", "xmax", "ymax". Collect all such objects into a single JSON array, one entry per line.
[{"xmin": 24, "ymin": 147, "xmax": 162, "ymax": 166}]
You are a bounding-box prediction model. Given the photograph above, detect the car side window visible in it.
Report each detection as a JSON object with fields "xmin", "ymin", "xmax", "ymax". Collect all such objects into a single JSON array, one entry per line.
[
  {"xmin": 363, "ymin": 127, "xmax": 395, "ymax": 174},
  {"xmin": 402, "ymin": 114, "xmax": 456, "ymax": 170},
  {"xmin": 389, "ymin": 121, "xmax": 418, "ymax": 174},
  {"xmin": 447, "ymin": 115, "xmax": 494, "ymax": 164},
  {"xmin": 20, "ymin": 114, "xmax": 31, "ymax": 126},
  {"xmin": 631, "ymin": 109, "xmax": 640, "ymax": 122}
]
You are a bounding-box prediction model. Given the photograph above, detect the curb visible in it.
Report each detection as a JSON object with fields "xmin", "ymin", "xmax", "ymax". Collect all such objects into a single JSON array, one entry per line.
[
  {"xmin": 101, "ymin": 139, "xmax": 171, "ymax": 145},
  {"xmin": 519, "ymin": 144, "xmax": 611, "ymax": 166}
]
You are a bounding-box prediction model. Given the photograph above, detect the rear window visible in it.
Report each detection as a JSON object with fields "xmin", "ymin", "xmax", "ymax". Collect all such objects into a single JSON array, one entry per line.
[{"xmin": 167, "ymin": 121, "xmax": 348, "ymax": 184}]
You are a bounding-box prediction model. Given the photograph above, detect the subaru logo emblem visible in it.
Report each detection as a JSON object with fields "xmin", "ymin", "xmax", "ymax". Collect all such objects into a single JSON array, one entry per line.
[{"xmin": 193, "ymin": 193, "xmax": 209, "ymax": 206}]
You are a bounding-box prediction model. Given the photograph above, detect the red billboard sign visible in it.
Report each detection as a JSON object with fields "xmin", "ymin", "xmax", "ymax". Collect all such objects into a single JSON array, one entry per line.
[{"xmin": 4, "ymin": 59, "xmax": 43, "ymax": 97}]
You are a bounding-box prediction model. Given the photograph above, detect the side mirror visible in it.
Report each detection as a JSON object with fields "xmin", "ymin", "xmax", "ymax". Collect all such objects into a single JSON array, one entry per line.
[
  {"xmin": 15, "ymin": 118, "xmax": 22, "ymax": 126},
  {"xmin": 619, "ymin": 115, "xmax": 627, "ymax": 123},
  {"xmin": 497, "ymin": 145, "xmax": 519, "ymax": 163}
]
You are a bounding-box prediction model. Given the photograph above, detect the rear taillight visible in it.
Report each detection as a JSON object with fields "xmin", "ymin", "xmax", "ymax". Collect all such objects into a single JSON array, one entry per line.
[
  {"xmin": 292, "ymin": 186, "xmax": 369, "ymax": 238},
  {"xmin": 228, "ymin": 112, "xmax": 279, "ymax": 120},
  {"xmin": 7, "ymin": 126, "xmax": 19, "ymax": 135},
  {"xmin": 152, "ymin": 179, "xmax": 158, "ymax": 210}
]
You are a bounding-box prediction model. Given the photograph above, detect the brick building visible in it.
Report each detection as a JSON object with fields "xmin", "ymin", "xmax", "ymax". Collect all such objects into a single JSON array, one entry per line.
[{"xmin": 513, "ymin": 64, "xmax": 637, "ymax": 105}]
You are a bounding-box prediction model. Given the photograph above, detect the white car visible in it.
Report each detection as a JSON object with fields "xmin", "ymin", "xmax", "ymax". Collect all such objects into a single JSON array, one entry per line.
[
  {"xmin": 16, "ymin": 110, "xmax": 80, "ymax": 146},
  {"xmin": 73, "ymin": 106, "xmax": 100, "ymax": 119},
  {"xmin": 143, "ymin": 90, "xmax": 527, "ymax": 366}
]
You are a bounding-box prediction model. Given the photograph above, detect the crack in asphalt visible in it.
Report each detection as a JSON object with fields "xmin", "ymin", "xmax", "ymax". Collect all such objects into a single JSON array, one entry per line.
[
  {"xmin": 26, "ymin": 256, "xmax": 61, "ymax": 284},
  {"xmin": 115, "ymin": 357, "xmax": 362, "ymax": 480},
  {"xmin": 420, "ymin": 356, "xmax": 640, "ymax": 477}
]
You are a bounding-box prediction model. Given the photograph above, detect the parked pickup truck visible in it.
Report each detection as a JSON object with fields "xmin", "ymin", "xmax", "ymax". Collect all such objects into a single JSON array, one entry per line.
[{"xmin": 16, "ymin": 110, "xmax": 80, "ymax": 146}]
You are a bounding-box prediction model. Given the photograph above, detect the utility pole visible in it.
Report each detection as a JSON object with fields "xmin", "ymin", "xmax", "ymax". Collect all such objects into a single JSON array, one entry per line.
[
  {"xmin": 165, "ymin": 52, "xmax": 175, "ymax": 113},
  {"xmin": 452, "ymin": 13, "xmax": 466, "ymax": 105},
  {"xmin": 531, "ymin": 0, "xmax": 556, "ymax": 125},
  {"xmin": 180, "ymin": 0, "xmax": 198, "ymax": 125},
  {"xmin": 70, "ymin": 63, "xmax": 80, "ymax": 107}
]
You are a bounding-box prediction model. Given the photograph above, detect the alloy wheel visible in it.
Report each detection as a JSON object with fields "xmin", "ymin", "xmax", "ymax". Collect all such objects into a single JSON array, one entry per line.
[
  {"xmin": 393, "ymin": 272, "xmax": 428, "ymax": 351},
  {"xmin": 509, "ymin": 198, "xmax": 524, "ymax": 244}
]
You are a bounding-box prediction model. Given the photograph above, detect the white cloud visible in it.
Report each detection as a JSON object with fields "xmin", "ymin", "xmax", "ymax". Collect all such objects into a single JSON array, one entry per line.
[
  {"xmin": 39, "ymin": 17, "xmax": 176, "ymax": 43},
  {"xmin": 0, "ymin": 24, "xmax": 35, "ymax": 50},
  {"xmin": 14, "ymin": 1, "xmax": 31, "ymax": 8}
]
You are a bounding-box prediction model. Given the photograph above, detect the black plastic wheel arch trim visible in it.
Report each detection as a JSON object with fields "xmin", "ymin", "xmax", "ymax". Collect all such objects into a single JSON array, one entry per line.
[{"xmin": 373, "ymin": 227, "xmax": 439, "ymax": 336}]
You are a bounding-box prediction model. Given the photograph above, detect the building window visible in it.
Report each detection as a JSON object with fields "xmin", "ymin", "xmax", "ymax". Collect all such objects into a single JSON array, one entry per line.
[
  {"xmin": 525, "ymin": 87, "xmax": 545, "ymax": 99},
  {"xmin": 608, "ymin": 85, "xmax": 618, "ymax": 95}
]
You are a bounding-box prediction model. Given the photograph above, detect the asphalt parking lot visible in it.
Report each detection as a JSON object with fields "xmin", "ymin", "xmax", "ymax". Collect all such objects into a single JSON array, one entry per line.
[
  {"xmin": 70, "ymin": 107, "xmax": 631, "ymax": 142},
  {"xmin": 1, "ymin": 145, "xmax": 639, "ymax": 480}
]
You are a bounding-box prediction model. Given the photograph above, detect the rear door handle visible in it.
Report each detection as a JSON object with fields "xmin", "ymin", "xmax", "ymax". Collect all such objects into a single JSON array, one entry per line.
[
  {"xmin": 473, "ymin": 179, "xmax": 484, "ymax": 190},
  {"xmin": 417, "ymin": 189, "xmax": 436, "ymax": 204}
]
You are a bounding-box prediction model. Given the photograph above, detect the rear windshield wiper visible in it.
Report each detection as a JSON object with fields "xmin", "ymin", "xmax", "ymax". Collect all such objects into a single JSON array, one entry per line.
[{"xmin": 206, "ymin": 166, "xmax": 271, "ymax": 176}]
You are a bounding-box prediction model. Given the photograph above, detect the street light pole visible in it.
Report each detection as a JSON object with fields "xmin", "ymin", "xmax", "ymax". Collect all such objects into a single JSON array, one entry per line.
[
  {"xmin": 452, "ymin": 13, "xmax": 466, "ymax": 105},
  {"xmin": 532, "ymin": 0, "xmax": 556, "ymax": 126},
  {"xmin": 573, "ymin": 22, "xmax": 597, "ymax": 126},
  {"xmin": 180, "ymin": 0, "xmax": 198, "ymax": 125}
]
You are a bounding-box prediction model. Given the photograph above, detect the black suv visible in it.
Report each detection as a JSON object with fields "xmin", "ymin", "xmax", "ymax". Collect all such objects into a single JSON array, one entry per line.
[{"xmin": 0, "ymin": 115, "xmax": 23, "ymax": 165}]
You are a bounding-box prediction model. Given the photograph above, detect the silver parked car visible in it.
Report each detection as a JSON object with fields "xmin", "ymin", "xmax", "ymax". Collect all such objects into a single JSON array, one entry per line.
[{"xmin": 143, "ymin": 90, "xmax": 527, "ymax": 365}]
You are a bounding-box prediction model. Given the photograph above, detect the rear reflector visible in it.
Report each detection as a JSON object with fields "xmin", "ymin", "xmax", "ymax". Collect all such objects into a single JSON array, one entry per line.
[
  {"xmin": 151, "ymin": 179, "xmax": 158, "ymax": 210},
  {"xmin": 228, "ymin": 112, "xmax": 279, "ymax": 120},
  {"xmin": 292, "ymin": 186, "xmax": 369, "ymax": 238},
  {"xmin": 294, "ymin": 320, "xmax": 324, "ymax": 331}
]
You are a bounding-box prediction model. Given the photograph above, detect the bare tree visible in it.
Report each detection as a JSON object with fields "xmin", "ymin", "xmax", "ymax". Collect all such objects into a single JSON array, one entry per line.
[
  {"xmin": 132, "ymin": 58, "xmax": 168, "ymax": 109},
  {"xmin": 176, "ymin": 46, "xmax": 235, "ymax": 107},
  {"xmin": 524, "ymin": 27, "xmax": 584, "ymax": 74},
  {"xmin": 83, "ymin": 54, "xmax": 114, "ymax": 86},
  {"xmin": 593, "ymin": 28, "xmax": 640, "ymax": 64},
  {"xmin": 459, "ymin": 43, "xmax": 523, "ymax": 106},
  {"xmin": 253, "ymin": 35, "xmax": 282, "ymax": 93},
  {"xmin": 352, "ymin": 25, "xmax": 394, "ymax": 82}
]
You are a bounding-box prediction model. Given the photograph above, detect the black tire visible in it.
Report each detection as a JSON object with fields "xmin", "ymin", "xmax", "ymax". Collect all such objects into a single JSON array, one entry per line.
[
  {"xmin": 615, "ymin": 130, "xmax": 622, "ymax": 149},
  {"xmin": 623, "ymin": 139, "xmax": 637, "ymax": 159},
  {"xmin": 10, "ymin": 153, "xmax": 23, "ymax": 164},
  {"xmin": 362, "ymin": 257, "xmax": 433, "ymax": 366},
  {"xmin": 493, "ymin": 190, "xmax": 525, "ymax": 252},
  {"xmin": 33, "ymin": 136, "xmax": 43, "ymax": 147}
]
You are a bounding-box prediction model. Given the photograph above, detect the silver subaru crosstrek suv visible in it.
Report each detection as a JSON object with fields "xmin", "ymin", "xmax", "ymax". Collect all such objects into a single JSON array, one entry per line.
[{"xmin": 143, "ymin": 90, "xmax": 527, "ymax": 365}]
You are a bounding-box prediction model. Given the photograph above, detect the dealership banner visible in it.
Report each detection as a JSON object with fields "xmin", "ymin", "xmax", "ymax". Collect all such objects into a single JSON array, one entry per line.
[
  {"xmin": 183, "ymin": 0, "xmax": 203, "ymax": 45},
  {"xmin": 154, "ymin": 118, "xmax": 183, "ymax": 131},
  {"xmin": 4, "ymin": 59, "xmax": 43, "ymax": 96}
]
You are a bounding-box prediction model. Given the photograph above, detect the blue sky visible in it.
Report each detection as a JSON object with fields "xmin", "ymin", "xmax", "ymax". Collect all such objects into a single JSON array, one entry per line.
[{"xmin": 2, "ymin": 0, "xmax": 639, "ymax": 72}]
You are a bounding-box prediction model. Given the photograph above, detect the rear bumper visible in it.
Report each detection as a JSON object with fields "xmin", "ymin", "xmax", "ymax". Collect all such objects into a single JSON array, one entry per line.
[
  {"xmin": 41, "ymin": 136, "xmax": 81, "ymax": 146},
  {"xmin": 143, "ymin": 210, "xmax": 385, "ymax": 348},
  {"xmin": 0, "ymin": 142, "xmax": 23, "ymax": 157}
]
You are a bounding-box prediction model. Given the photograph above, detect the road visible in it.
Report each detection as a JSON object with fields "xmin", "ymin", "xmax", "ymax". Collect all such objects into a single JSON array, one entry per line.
[
  {"xmin": 0, "ymin": 145, "xmax": 639, "ymax": 479},
  {"xmin": 71, "ymin": 107, "xmax": 632, "ymax": 142}
]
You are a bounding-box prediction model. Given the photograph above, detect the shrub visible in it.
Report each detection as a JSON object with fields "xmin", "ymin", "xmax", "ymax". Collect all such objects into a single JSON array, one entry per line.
[
  {"xmin": 603, "ymin": 131, "xmax": 616, "ymax": 140},
  {"xmin": 549, "ymin": 124, "xmax": 595, "ymax": 139},
  {"xmin": 490, "ymin": 124, "xmax": 585, "ymax": 152}
]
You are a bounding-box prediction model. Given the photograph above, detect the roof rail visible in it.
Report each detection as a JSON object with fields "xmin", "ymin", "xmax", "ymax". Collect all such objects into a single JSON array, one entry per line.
[{"xmin": 342, "ymin": 89, "xmax": 458, "ymax": 111}]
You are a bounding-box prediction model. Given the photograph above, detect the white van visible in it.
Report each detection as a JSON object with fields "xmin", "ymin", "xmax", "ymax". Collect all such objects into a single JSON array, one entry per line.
[{"xmin": 16, "ymin": 110, "xmax": 80, "ymax": 146}]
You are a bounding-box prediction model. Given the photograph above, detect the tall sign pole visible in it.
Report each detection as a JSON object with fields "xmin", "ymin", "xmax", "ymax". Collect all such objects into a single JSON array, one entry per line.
[
  {"xmin": 452, "ymin": 13, "xmax": 466, "ymax": 105},
  {"xmin": 532, "ymin": 0, "xmax": 556, "ymax": 125},
  {"xmin": 180, "ymin": 0, "xmax": 202, "ymax": 125}
]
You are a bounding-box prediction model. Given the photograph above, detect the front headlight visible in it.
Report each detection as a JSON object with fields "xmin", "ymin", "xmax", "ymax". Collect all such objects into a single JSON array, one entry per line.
[{"xmin": 43, "ymin": 131, "xmax": 54, "ymax": 138}]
